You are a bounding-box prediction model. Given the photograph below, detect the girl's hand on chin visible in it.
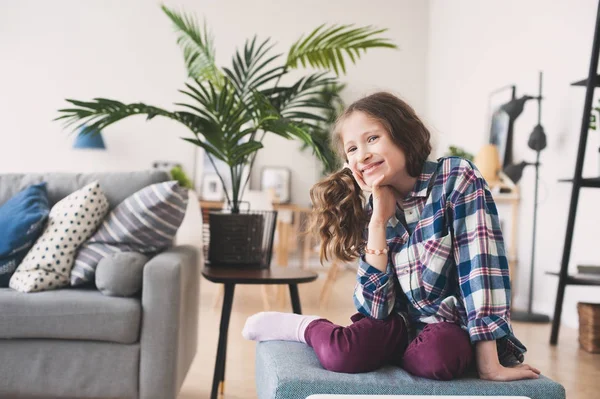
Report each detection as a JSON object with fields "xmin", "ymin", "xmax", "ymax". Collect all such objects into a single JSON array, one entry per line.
[
  {"xmin": 370, "ymin": 175, "xmax": 396, "ymax": 227},
  {"xmin": 347, "ymin": 163, "xmax": 371, "ymax": 192}
]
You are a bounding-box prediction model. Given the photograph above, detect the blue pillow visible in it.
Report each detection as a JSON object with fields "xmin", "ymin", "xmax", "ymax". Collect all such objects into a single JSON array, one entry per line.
[{"xmin": 0, "ymin": 183, "xmax": 50, "ymax": 287}]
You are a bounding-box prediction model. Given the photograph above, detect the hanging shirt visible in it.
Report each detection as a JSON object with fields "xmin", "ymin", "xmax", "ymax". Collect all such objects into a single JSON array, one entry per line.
[{"xmin": 353, "ymin": 156, "xmax": 526, "ymax": 365}]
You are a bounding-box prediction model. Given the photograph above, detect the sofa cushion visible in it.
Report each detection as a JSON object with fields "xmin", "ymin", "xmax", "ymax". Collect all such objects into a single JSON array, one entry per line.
[
  {"xmin": 0, "ymin": 183, "xmax": 49, "ymax": 287},
  {"xmin": 0, "ymin": 340, "xmax": 139, "ymax": 399},
  {"xmin": 71, "ymin": 181, "xmax": 188, "ymax": 286},
  {"xmin": 0, "ymin": 170, "xmax": 170, "ymax": 209},
  {"xmin": 96, "ymin": 252, "xmax": 149, "ymax": 297},
  {"xmin": 0, "ymin": 287, "xmax": 141, "ymax": 343},
  {"xmin": 255, "ymin": 341, "xmax": 566, "ymax": 399},
  {"xmin": 9, "ymin": 181, "xmax": 109, "ymax": 293}
]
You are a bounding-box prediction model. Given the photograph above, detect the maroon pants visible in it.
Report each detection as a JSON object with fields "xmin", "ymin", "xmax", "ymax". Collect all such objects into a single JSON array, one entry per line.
[{"xmin": 304, "ymin": 312, "xmax": 473, "ymax": 380}]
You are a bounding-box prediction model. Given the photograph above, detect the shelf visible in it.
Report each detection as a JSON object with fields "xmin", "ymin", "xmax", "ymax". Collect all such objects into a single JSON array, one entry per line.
[
  {"xmin": 493, "ymin": 193, "xmax": 520, "ymax": 202},
  {"xmin": 557, "ymin": 177, "xmax": 600, "ymax": 188},
  {"xmin": 546, "ymin": 271, "xmax": 600, "ymax": 286},
  {"xmin": 571, "ymin": 75, "xmax": 600, "ymax": 86}
]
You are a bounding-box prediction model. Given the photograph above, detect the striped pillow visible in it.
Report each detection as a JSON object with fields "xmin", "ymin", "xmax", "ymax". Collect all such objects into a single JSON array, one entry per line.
[{"xmin": 70, "ymin": 181, "xmax": 188, "ymax": 286}]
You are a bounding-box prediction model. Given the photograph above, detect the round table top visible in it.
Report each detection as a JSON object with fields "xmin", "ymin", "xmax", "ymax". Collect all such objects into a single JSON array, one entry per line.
[{"xmin": 201, "ymin": 266, "xmax": 318, "ymax": 285}]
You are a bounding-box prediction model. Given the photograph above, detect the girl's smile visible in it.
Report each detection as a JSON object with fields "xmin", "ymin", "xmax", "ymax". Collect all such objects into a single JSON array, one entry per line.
[{"xmin": 361, "ymin": 161, "xmax": 384, "ymax": 176}]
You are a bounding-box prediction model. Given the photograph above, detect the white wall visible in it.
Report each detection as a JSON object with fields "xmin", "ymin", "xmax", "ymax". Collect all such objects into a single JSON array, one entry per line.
[
  {"xmin": 0, "ymin": 0, "xmax": 195, "ymax": 176},
  {"xmin": 0, "ymin": 0, "xmax": 430, "ymax": 208},
  {"xmin": 426, "ymin": 0, "xmax": 600, "ymax": 329}
]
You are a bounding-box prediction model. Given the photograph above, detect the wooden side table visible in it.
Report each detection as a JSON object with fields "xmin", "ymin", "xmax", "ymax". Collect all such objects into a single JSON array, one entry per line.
[{"xmin": 202, "ymin": 266, "xmax": 318, "ymax": 399}]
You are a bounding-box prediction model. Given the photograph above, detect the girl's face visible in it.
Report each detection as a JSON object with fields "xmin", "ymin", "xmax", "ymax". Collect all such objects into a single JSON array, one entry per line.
[{"xmin": 340, "ymin": 111, "xmax": 410, "ymax": 190}]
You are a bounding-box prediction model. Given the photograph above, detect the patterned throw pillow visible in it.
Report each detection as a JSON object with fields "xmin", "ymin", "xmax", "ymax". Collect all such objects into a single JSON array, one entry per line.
[
  {"xmin": 9, "ymin": 181, "xmax": 109, "ymax": 293},
  {"xmin": 70, "ymin": 181, "xmax": 188, "ymax": 286},
  {"xmin": 0, "ymin": 183, "xmax": 49, "ymax": 287}
]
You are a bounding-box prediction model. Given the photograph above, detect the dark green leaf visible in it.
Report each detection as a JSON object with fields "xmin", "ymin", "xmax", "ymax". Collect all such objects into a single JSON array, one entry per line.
[
  {"xmin": 286, "ymin": 24, "xmax": 398, "ymax": 76},
  {"xmin": 161, "ymin": 5, "xmax": 224, "ymax": 84}
]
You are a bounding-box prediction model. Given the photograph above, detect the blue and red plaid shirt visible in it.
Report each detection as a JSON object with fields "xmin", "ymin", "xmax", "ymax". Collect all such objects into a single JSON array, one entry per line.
[{"xmin": 354, "ymin": 156, "xmax": 526, "ymax": 364}]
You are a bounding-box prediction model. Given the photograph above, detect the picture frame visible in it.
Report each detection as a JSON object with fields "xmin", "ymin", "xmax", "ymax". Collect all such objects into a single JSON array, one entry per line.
[
  {"xmin": 201, "ymin": 173, "xmax": 224, "ymax": 201},
  {"xmin": 488, "ymin": 110, "xmax": 511, "ymax": 168},
  {"xmin": 260, "ymin": 167, "xmax": 291, "ymax": 204},
  {"xmin": 488, "ymin": 87, "xmax": 516, "ymax": 168},
  {"xmin": 197, "ymin": 147, "xmax": 250, "ymax": 203}
]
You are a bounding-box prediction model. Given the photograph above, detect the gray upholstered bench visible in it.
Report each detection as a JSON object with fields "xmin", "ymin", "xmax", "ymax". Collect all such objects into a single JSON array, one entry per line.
[{"xmin": 255, "ymin": 342, "xmax": 566, "ymax": 399}]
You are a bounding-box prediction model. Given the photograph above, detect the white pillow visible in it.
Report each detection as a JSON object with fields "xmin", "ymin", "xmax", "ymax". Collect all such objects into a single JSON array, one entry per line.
[{"xmin": 9, "ymin": 181, "xmax": 109, "ymax": 293}]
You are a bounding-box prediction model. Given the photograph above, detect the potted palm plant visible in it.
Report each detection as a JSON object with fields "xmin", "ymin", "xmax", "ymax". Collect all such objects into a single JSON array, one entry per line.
[{"xmin": 56, "ymin": 5, "xmax": 397, "ymax": 266}]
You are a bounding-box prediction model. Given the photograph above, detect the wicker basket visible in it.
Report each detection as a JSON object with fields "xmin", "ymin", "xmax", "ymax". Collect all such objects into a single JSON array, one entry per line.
[
  {"xmin": 205, "ymin": 210, "xmax": 277, "ymax": 269},
  {"xmin": 577, "ymin": 302, "xmax": 600, "ymax": 353}
]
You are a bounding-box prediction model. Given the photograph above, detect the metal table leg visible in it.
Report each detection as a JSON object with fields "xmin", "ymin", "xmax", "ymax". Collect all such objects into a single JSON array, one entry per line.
[
  {"xmin": 211, "ymin": 283, "xmax": 235, "ymax": 399},
  {"xmin": 289, "ymin": 284, "xmax": 302, "ymax": 314}
]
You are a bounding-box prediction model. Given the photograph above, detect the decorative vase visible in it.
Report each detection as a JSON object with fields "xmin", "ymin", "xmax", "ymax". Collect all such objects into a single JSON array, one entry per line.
[{"xmin": 474, "ymin": 144, "xmax": 502, "ymax": 186}]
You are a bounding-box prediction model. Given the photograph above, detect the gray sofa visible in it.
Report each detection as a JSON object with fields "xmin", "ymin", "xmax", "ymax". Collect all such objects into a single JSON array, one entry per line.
[{"xmin": 0, "ymin": 171, "xmax": 200, "ymax": 399}]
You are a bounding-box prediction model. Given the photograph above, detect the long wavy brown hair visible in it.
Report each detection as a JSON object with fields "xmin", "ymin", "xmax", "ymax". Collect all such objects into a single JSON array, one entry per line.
[
  {"xmin": 309, "ymin": 168, "xmax": 368, "ymax": 264},
  {"xmin": 308, "ymin": 92, "xmax": 432, "ymax": 264}
]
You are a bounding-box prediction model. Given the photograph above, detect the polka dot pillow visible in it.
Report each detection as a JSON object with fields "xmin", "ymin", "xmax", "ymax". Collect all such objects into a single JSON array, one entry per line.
[{"xmin": 9, "ymin": 181, "xmax": 109, "ymax": 293}]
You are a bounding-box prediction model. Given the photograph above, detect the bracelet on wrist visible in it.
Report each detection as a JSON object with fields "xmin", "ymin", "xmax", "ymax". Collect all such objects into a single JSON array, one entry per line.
[{"xmin": 365, "ymin": 247, "xmax": 389, "ymax": 256}]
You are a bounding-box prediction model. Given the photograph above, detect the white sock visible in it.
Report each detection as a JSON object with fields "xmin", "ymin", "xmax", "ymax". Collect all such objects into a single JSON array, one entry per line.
[{"xmin": 242, "ymin": 311, "xmax": 321, "ymax": 343}]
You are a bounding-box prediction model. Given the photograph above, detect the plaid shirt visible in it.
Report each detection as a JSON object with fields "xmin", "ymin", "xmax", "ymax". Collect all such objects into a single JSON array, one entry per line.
[{"xmin": 354, "ymin": 157, "xmax": 526, "ymax": 364}]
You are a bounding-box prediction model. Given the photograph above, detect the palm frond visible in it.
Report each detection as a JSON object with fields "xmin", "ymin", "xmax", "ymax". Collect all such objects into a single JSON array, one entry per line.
[
  {"xmin": 264, "ymin": 72, "xmax": 336, "ymax": 116},
  {"xmin": 222, "ymin": 36, "xmax": 285, "ymax": 101},
  {"xmin": 55, "ymin": 98, "xmax": 227, "ymax": 155},
  {"xmin": 56, "ymin": 98, "xmax": 177, "ymax": 134},
  {"xmin": 295, "ymin": 82, "xmax": 346, "ymax": 173},
  {"xmin": 181, "ymin": 137, "xmax": 228, "ymax": 163},
  {"xmin": 161, "ymin": 5, "xmax": 224, "ymax": 85},
  {"xmin": 286, "ymin": 24, "xmax": 397, "ymax": 75},
  {"xmin": 183, "ymin": 78, "xmax": 255, "ymax": 145},
  {"xmin": 229, "ymin": 140, "xmax": 264, "ymax": 165},
  {"xmin": 310, "ymin": 125, "xmax": 342, "ymax": 172}
]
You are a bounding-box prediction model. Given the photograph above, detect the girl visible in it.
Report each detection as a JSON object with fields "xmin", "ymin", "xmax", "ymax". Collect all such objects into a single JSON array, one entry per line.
[{"xmin": 243, "ymin": 92, "xmax": 540, "ymax": 382}]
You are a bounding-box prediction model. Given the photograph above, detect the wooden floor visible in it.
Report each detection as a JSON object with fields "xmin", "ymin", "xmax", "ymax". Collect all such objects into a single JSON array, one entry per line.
[{"xmin": 178, "ymin": 263, "xmax": 600, "ymax": 399}]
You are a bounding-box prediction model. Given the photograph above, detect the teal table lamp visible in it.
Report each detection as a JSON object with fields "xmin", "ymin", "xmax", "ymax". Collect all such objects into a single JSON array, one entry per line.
[{"xmin": 73, "ymin": 127, "xmax": 106, "ymax": 149}]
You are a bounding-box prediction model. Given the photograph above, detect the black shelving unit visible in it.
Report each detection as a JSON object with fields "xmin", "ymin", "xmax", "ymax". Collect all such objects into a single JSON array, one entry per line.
[
  {"xmin": 547, "ymin": 272, "xmax": 600, "ymax": 287},
  {"xmin": 571, "ymin": 76, "xmax": 600, "ymax": 86},
  {"xmin": 557, "ymin": 178, "xmax": 600, "ymax": 188},
  {"xmin": 550, "ymin": 0, "xmax": 600, "ymax": 345}
]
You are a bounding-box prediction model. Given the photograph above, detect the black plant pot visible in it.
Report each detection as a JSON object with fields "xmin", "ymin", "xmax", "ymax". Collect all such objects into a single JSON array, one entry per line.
[{"xmin": 207, "ymin": 211, "xmax": 276, "ymax": 268}]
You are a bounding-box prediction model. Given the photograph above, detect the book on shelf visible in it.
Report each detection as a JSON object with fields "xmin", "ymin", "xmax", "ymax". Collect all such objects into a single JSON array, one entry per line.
[{"xmin": 577, "ymin": 265, "xmax": 600, "ymax": 275}]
